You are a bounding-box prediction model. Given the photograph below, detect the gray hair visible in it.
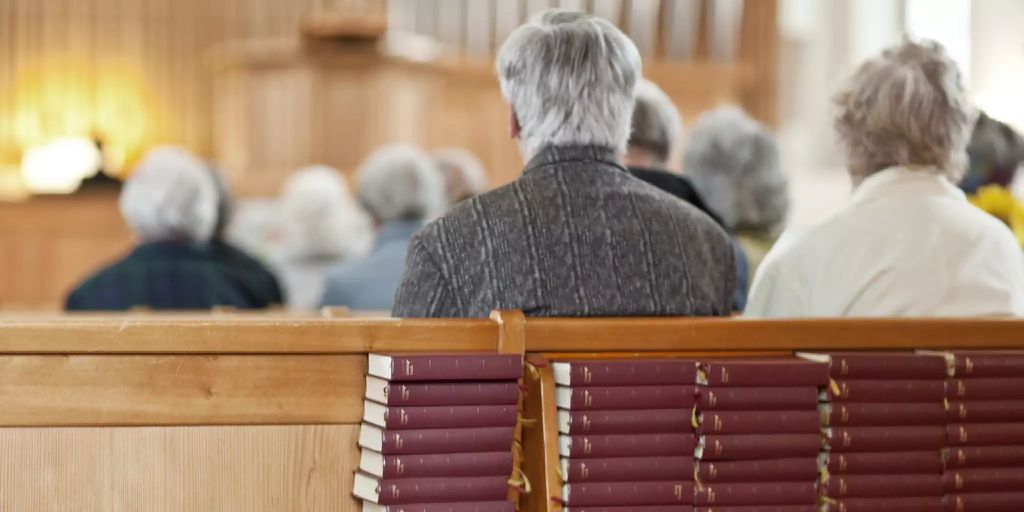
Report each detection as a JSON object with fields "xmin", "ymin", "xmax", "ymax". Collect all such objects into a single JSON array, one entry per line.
[
  {"xmin": 119, "ymin": 146, "xmax": 218, "ymax": 242},
  {"xmin": 629, "ymin": 79, "xmax": 684, "ymax": 167},
  {"xmin": 280, "ymin": 165, "xmax": 371, "ymax": 260},
  {"xmin": 683, "ymin": 106, "xmax": 789, "ymax": 233},
  {"xmin": 357, "ymin": 145, "xmax": 446, "ymax": 222},
  {"xmin": 433, "ymin": 147, "xmax": 488, "ymax": 205},
  {"xmin": 496, "ymin": 10, "xmax": 642, "ymax": 157},
  {"xmin": 833, "ymin": 39, "xmax": 975, "ymax": 182}
]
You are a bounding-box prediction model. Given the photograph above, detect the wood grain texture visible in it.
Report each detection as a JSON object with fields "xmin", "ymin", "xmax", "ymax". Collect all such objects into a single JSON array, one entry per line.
[
  {"xmin": 0, "ymin": 424, "xmax": 361, "ymax": 511},
  {"xmin": 520, "ymin": 358, "xmax": 562, "ymax": 512},
  {"xmin": 0, "ymin": 354, "xmax": 365, "ymax": 426}
]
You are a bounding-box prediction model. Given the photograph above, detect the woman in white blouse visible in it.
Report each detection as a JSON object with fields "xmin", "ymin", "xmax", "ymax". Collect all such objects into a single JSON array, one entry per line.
[{"xmin": 745, "ymin": 40, "xmax": 1024, "ymax": 317}]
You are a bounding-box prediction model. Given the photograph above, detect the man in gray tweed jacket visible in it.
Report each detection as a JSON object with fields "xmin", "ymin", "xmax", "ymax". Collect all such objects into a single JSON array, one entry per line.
[{"xmin": 392, "ymin": 11, "xmax": 736, "ymax": 318}]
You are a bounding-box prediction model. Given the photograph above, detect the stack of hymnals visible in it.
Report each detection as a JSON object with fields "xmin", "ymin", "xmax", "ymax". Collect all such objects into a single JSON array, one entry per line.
[
  {"xmin": 927, "ymin": 350, "xmax": 1024, "ymax": 512},
  {"xmin": 553, "ymin": 359, "xmax": 697, "ymax": 512},
  {"xmin": 354, "ymin": 353, "xmax": 524, "ymax": 512},
  {"xmin": 693, "ymin": 358, "xmax": 826, "ymax": 512},
  {"xmin": 800, "ymin": 352, "xmax": 947, "ymax": 512}
]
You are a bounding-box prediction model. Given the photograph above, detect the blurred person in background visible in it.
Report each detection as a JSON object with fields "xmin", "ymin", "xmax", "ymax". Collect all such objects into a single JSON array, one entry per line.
[
  {"xmin": 66, "ymin": 147, "xmax": 259, "ymax": 310},
  {"xmin": 962, "ymin": 112, "xmax": 1024, "ymax": 247},
  {"xmin": 321, "ymin": 145, "xmax": 445, "ymax": 311},
  {"xmin": 746, "ymin": 40, "xmax": 1024, "ymax": 317},
  {"xmin": 433, "ymin": 147, "xmax": 488, "ymax": 207},
  {"xmin": 276, "ymin": 165, "xmax": 372, "ymax": 311}
]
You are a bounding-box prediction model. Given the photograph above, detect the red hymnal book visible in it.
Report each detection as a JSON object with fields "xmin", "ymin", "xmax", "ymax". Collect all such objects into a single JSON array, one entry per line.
[
  {"xmin": 556, "ymin": 385, "xmax": 696, "ymax": 410},
  {"xmin": 944, "ymin": 492, "xmax": 1024, "ymax": 512},
  {"xmin": 697, "ymin": 359, "xmax": 829, "ymax": 387},
  {"xmin": 353, "ymin": 473, "xmax": 508, "ymax": 504},
  {"xmin": 798, "ymin": 351, "xmax": 948, "ymax": 380},
  {"xmin": 561, "ymin": 456, "xmax": 695, "ymax": 483},
  {"xmin": 697, "ymin": 433, "xmax": 821, "ymax": 460},
  {"xmin": 359, "ymin": 450, "xmax": 513, "ymax": 479},
  {"xmin": 365, "ymin": 376, "xmax": 521, "ymax": 406},
  {"xmin": 821, "ymin": 402, "xmax": 945, "ymax": 427},
  {"xmin": 562, "ymin": 481, "xmax": 694, "ymax": 506},
  {"xmin": 363, "ymin": 402, "xmax": 517, "ymax": 430},
  {"xmin": 359, "ymin": 424, "xmax": 514, "ymax": 455},
  {"xmin": 946, "ymin": 378, "xmax": 1024, "ymax": 401},
  {"xmin": 697, "ymin": 387, "xmax": 819, "ymax": 411},
  {"xmin": 559, "ymin": 409, "xmax": 692, "ymax": 435},
  {"xmin": 696, "ymin": 458, "xmax": 818, "ymax": 483},
  {"xmin": 564, "ymin": 507, "xmax": 694, "ymax": 512},
  {"xmin": 943, "ymin": 468, "xmax": 1024, "ymax": 493},
  {"xmin": 368, "ymin": 353, "xmax": 523, "ymax": 381},
  {"xmin": 693, "ymin": 482, "xmax": 816, "ymax": 506},
  {"xmin": 819, "ymin": 474, "xmax": 942, "ymax": 498},
  {"xmin": 362, "ymin": 503, "xmax": 515, "ymax": 512},
  {"xmin": 823, "ymin": 426, "xmax": 945, "ymax": 452},
  {"xmin": 819, "ymin": 497, "xmax": 944, "ymax": 512},
  {"xmin": 819, "ymin": 451, "xmax": 943, "ymax": 475},
  {"xmin": 944, "ymin": 445, "xmax": 1024, "ymax": 469},
  {"xmin": 946, "ymin": 400, "xmax": 1024, "ymax": 423},
  {"xmin": 553, "ymin": 359, "xmax": 698, "ymax": 386},
  {"xmin": 944, "ymin": 350, "xmax": 1024, "ymax": 378},
  {"xmin": 946, "ymin": 423, "xmax": 1024, "ymax": 446},
  {"xmin": 695, "ymin": 507, "xmax": 815, "ymax": 512},
  {"xmin": 825, "ymin": 380, "xmax": 945, "ymax": 403},
  {"xmin": 559, "ymin": 433, "xmax": 696, "ymax": 458},
  {"xmin": 697, "ymin": 410, "xmax": 820, "ymax": 435}
]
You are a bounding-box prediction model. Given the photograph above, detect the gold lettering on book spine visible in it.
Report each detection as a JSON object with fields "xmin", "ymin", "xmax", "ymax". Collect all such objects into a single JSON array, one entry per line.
[
  {"xmin": 840, "ymin": 406, "xmax": 849, "ymax": 424},
  {"xmin": 842, "ymin": 430, "xmax": 852, "ymax": 449},
  {"xmin": 395, "ymin": 457, "xmax": 405, "ymax": 476},
  {"xmin": 673, "ymin": 484, "xmax": 684, "ymax": 501},
  {"xmin": 581, "ymin": 414, "xmax": 591, "ymax": 433},
  {"xmin": 582, "ymin": 366, "xmax": 592, "ymax": 384},
  {"xmin": 579, "ymin": 462, "xmax": 589, "ymax": 479},
  {"xmin": 838, "ymin": 455, "xmax": 847, "ymax": 472},
  {"xmin": 964, "ymin": 357, "xmax": 974, "ymax": 377},
  {"xmin": 707, "ymin": 464, "xmax": 718, "ymax": 479},
  {"xmin": 583, "ymin": 438, "xmax": 592, "ymax": 455},
  {"xmin": 958, "ymin": 426, "xmax": 968, "ymax": 444},
  {"xmin": 713, "ymin": 415, "xmax": 723, "ymax": 432},
  {"xmin": 720, "ymin": 367, "xmax": 729, "ymax": 384},
  {"xmin": 399, "ymin": 409, "xmax": 408, "ymax": 426},
  {"xmin": 954, "ymin": 472, "xmax": 964, "ymax": 490},
  {"xmin": 713, "ymin": 438, "xmax": 723, "ymax": 456},
  {"xmin": 838, "ymin": 478, "xmax": 848, "ymax": 496},
  {"xmin": 389, "ymin": 484, "xmax": 400, "ymax": 500},
  {"xmin": 958, "ymin": 403, "xmax": 968, "ymax": 420},
  {"xmin": 703, "ymin": 487, "xmax": 716, "ymax": 504},
  {"xmin": 403, "ymin": 359, "xmax": 414, "ymax": 377},
  {"xmin": 707, "ymin": 391, "xmax": 717, "ymax": 408},
  {"xmin": 955, "ymin": 380, "xmax": 966, "ymax": 398},
  {"xmin": 583, "ymin": 390, "xmax": 592, "ymax": 408},
  {"xmin": 393, "ymin": 433, "xmax": 404, "ymax": 450},
  {"xmin": 956, "ymin": 496, "xmax": 965, "ymax": 512},
  {"xmin": 400, "ymin": 385, "xmax": 410, "ymax": 401},
  {"xmin": 840, "ymin": 358, "xmax": 849, "ymax": 376},
  {"xmin": 956, "ymin": 449, "xmax": 966, "ymax": 466}
]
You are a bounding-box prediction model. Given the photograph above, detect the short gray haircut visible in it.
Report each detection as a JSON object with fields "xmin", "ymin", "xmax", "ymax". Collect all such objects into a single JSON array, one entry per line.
[
  {"xmin": 357, "ymin": 145, "xmax": 445, "ymax": 222},
  {"xmin": 281, "ymin": 165, "xmax": 370, "ymax": 259},
  {"xmin": 833, "ymin": 39, "xmax": 975, "ymax": 182},
  {"xmin": 629, "ymin": 79, "xmax": 684, "ymax": 166},
  {"xmin": 497, "ymin": 10, "xmax": 642, "ymax": 157},
  {"xmin": 684, "ymin": 106, "xmax": 789, "ymax": 233},
  {"xmin": 433, "ymin": 147, "xmax": 487, "ymax": 205},
  {"xmin": 119, "ymin": 146, "xmax": 217, "ymax": 242}
]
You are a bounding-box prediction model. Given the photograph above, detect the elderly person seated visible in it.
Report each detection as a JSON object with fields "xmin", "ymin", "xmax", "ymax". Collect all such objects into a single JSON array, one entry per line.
[
  {"xmin": 433, "ymin": 147, "xmax": 488, "ymax": 206},
  {"xmin": 321, "ymin": 146, "xmax": 444, "ymax": 311},
  {"xmin": 275, "ymin": 165, "xmax": 373, "ymax": 311},
  {"xmin": 392, "ymin": 10, "xmax": 736, "ymax": 318},
  {"xmin": 746, "ymin": 40, "xmax": 1024, "ymax": 317},
  {"xmin": 684, "ymin": 106, "xmax": 789, "ymax": 279},
  {"xmin": 66, "ymin": 147, "xmax": 261, "ymax": 310}
]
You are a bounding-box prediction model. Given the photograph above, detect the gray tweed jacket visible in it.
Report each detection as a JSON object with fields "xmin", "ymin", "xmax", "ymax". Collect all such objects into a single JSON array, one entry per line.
[{"xmin": 392, "ymin": 145, "xmax": 736, "ymax": 318}]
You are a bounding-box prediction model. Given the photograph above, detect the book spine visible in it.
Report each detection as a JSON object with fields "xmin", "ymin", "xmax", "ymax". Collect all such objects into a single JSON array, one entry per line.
[
  {"xmin": 826, "ymin": 426, "xmax": 945, "ymax": 452},
  {"xmin": 381, "ymin": 405, "xmax": 517, "ymax": 430},
  {"xmin": 823, "ymin": 403, "xmax": 945, "ymax": 427},
  {"xmin": 694, "ymin": 482, "xmax": 816, "ymax": 506},
  {"xmin": 380, "ymin": 451, "xmax": 513, "ymax": 479},
  {"xmin": 387, "ymin": 355, "xmax": 523, "ymax": 381},
  {"xmin": 699, "ymin": 361, "xmax": 829, "ymax": 387},
  {"xmin": 699, "ymin": 433, "xmax": 821, "ymax": 460},
  {"xmin": 944, "ymin": 446, "xmax": 1024, "ymax": 469},
  {"xmin": 382, "ymin": 382, "xmax": 521, "ymax": 406},
  {"xmin": 370, "ymin": 502, "xmax": 516, "ymax": 512},
  {"xmin": 946, "ymin": 423, "xmax": 1024, "ymax": 446},
  {"xmin": 825, "ymin": 353, "xmax": 948, "ymax": 379},
  {"xmin": 697, "ymin": 387, "xmax": 820, "ymax": 411},
  {"xmin": 372, "ymin": 475, "xmax": 509, "ymax": 504},
  {"xmin": 564, "ymin": 360, "xmax": 697, "ymax": 386},
  {"xmin": 561, "ymin": 386, "xmax": 696, "ymax": 410},
  {"xmin": 698, "ymin": 410, "xmax": 820, "ymax": 435},
  {"xmin": 562, "ymin": 409, "xmax": 692, "ymax": 435},
  {"xmin": 823, "ymin": 451, "xmax": 943, "ymax": 475},
  {"xmin": 820, "ymin": 497, "xmax": 944, "ymax": 512},
  {"xmin": 696, "ymin": 458, "xmax": 818, "ymax": 483},
  {"xmin": 946, "ymin": 400, "xmax": 1024, "ymax": 423},
  {"xmin": 563, "ymin": 433, "xmax": 696, "ymax": 458},
  {"xmin": 565, "ymin": 507, "xmax": 695, "ymax": 512},
  {"xmin": 945, "ymin": 492, "xmax": 1024, "ymax": 512},
  {"xmin": 943, "ymin": 468, "xmax": 1024, "ymax": 493},
  {"xmin": 954, "ymin": 353, "xmax": 1024, "ymax": 378},
  {"xmin": 946, "ymin": 378, "xmax": 1024, "ymax": 401},
  {"xmin": 563, "ymin": 456, "xmax": 695, "ymax": 483},
  {"xmin": 827, "ymin": 380, "xmax": 945, "ymax": 403},
  {"xmin": 564, "ymin": 481, "xmax": 694, "ymax": 506},
  {"xmin": 695, "ymin": 507, "xmax": 815, "ymax": 512},
  {"xmin": 819, "ymin": 474, "xmax": 942, "ymax": 498},
  {"xmin": 380, "ymin": 427, "xmax": 514, "ymax": 455}
]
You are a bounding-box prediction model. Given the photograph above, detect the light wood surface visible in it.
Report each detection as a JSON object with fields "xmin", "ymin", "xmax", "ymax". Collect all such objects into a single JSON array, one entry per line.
[
  {"xmin": 520, "ymin": 358, "xmax": 562, "ymax": 512},
  {"xmin": 0, "ymin": 424, "xmax": 361, "ymax": 512}
]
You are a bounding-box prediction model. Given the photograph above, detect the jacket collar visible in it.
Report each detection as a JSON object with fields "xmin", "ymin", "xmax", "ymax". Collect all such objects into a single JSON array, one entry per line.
[
  {"xmin": 851, "ymin": 166, "xmax": 966, "ymax": 206},
  {"xmin": 522, "ymin": 145, "xmax": 625, "ymax": 176}
]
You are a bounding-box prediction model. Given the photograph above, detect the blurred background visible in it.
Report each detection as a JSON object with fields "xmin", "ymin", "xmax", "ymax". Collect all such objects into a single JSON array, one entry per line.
[{"xmin": 0, "ymin": 0, "xmax": 1021, "ymax": 309}]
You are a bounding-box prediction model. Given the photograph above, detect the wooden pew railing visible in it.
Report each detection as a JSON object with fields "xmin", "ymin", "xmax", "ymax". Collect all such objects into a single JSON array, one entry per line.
[{"xmin": 0, "ymin": 312, "xmax": 1022, "ymax": 510}]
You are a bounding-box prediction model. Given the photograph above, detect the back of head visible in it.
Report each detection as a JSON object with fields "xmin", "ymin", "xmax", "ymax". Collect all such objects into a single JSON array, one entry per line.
[
  {"xmin": 683, "ymin": 106, "xmax": 789, "ymax": 233},
  {"xmin": 964, "ymin": 112, "xmax": 1024, "ymax": 192},
  {"xmin": 433, "ymin": 147, "xmax": 488, "ymax": 206},
  {"xmin": 357, "ymin": 145, "xmax": 445, "ymax": 223},
  {"xmin": 280, "ymin": 165, "xmax": 370, "ymax": 260},
  {"xmin": 119, "ymin": 146, "xmax": 218, "ymax": 243},
  {"xmin": 629, "ymin": 79, "xmax": 684, "ymax": 168},
  {"xmin": 497, "ymin": 10, "xmax": 642, "ymax": 157}
]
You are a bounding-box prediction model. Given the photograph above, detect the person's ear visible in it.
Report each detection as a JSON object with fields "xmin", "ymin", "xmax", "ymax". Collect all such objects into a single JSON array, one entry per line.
[{"xmin": 509, "ymin": 108, "xmax": 521, "ymax": 139}]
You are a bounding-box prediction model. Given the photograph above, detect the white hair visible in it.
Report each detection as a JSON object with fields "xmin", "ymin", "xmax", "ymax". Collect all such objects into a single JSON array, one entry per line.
[
  {"xmin": 833, "ymin": 39, "xmax": 975, "ymax": 182},
  {"xmin": 280, "ymin": 165, "xmax": 372, "ymax": 260},
  {"xmin": 119, "ymin": 146, "xmax": 217, "ymax": 242},
  {"xmin": 433, "ymin": 147, "xmax": 487, "ymax": 205},
  {"xmin": 357, "ymin": 145, "xmax": 446, "ymax": 222},
  {"xmin": 496, "ymin": 10, "xmax": 642, "ymax": 158},
  {"xmin": 684, "ymin": 106, "xmax": 789, "ymax": 233},
  {"xmin": 629, "ymin": 79, "xmax": 684, "ymax": 167}
]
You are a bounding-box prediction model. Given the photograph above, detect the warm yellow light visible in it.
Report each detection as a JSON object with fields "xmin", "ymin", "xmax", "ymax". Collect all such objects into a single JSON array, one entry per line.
[{"xmin": 20, "ymin": 137, "xmax": 101, "ymax": 194}]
